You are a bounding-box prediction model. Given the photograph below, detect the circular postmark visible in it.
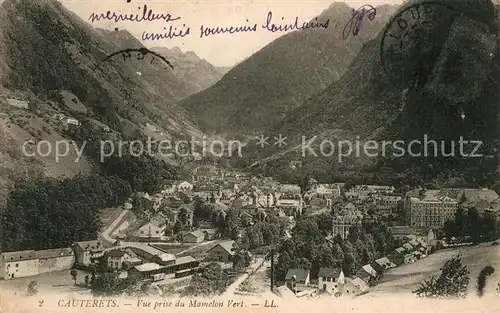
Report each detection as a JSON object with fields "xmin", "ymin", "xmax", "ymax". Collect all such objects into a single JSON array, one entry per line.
[
  {"xmin": 93, "ymin": 48, "xmax": 174, "ymax": 72},
  {"xmin": 380, "ymin": 1, "xmax": 458, "ymax": 90},
  {"xmin": 381, "ymin": 0, "xmax": 497, "ymax": 104}
]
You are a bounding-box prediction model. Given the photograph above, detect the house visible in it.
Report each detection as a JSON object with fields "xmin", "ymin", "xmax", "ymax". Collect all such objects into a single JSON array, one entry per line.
[
  {"xmin": 361, "ymin": 264, "xmax": 379, "ymax": 279},
  {"xmin": 202, "ymin": 229, "xmax": 219, "ymax": 240},
  {"xmin": 105, "ymin": 249, "xmax": 142, "ymax": 270},
  {"xmin": 0, "ymin": 248, "xmax": 75, "ymax": 280},
  {"xmin": 207, "ymin": 241, "xmax": 235, "ymax": 262},
  {"xmin": 374, "ymin": 257, "xmax": 397, "ymax": 270},
  {"xmin": 355, "ymin": 267, "xmax": 373, "ymax": 283},
  {"xmin": 387, "ymin": 251, "xmax": 405, "ymax": 266},
  {"xmin": 317, "ymin": 267, "xmax": 344, "ymax": 293},
  {"xmin": 389, "ymin": 226, "xmax": 417, "ymax": 242},
  {"xmin": 275, "ymin": 194, "xmax": 303, "ymax": 216},
  {"xmin": 183, "ymin": 230, "xmax": 205, "ymax": 243},
  {"xmin": 135, "ymin": 219, "xmax": 166, "ymax": 241},
  {"xmin": 279, "ymin": 184, "xmax": 302, "ymax": 196},
  {"xmin": 285, "ymin": 268, "xmax": 310, "ymax": 292},
  {"xmin": 346, "ymin": 185, "xmax": 395, "ymax": 199},
  {"xmin": 72, "ymin": 240, "xmax": 106, "ymax": 266},
  {"xmin": 316, "ymin": 184, "xmax": 342, "ymax": 198},
  {"xmin": 6, "ymin": 98, "xmax": 29, "ymax": 109},
  {"xmin": 163, "ymin": 180, "xmax": 194, "ymax": 194},
  {"xmin": 65, "ymin": 117, "xmax": 80, "ymax": 126},
  {"xmin": 342, "ymin": 277, "xmax": 369, "ymax": 296}
]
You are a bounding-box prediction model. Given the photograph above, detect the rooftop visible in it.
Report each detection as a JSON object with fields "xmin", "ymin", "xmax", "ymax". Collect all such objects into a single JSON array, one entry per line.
[
  {"xmin": 134, "ymin": 262, "xmax": 162, "ymax": 272},
  {"xmin": 285, "ymin": 268, "xmax": 309, "ymax": 282},
  {"xmin": 318, "ymin": 267, "xmax": 342, "ymax": 278}
]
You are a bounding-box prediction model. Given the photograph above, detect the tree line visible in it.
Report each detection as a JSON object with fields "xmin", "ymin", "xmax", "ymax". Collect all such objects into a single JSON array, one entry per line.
[
  {"xmin": 443, "ymin": 207, "xmax": 499, "ymax": 243},
  {"xmin": 0, "ymin": 152, "xmax": 179, "ymax": 252},
  {"xmin": 273, "ymin": 213, "xmax": 395, "ymax": 281}
]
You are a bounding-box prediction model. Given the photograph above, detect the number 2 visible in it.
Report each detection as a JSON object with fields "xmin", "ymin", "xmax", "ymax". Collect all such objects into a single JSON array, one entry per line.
[{"xmin": 38, "ymin": 300, "xmax": 44, "ymax": 307}]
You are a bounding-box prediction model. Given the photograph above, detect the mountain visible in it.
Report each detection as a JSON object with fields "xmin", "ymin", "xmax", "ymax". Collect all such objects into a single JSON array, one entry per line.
[
  {"xmin": 216, "ymin": 66, "xmax": 232, "ymax": 76},
  {"xmin": 180, "ymin": 3, "xmax": 399, "ymax": 136},
  {"xmin": 0, "ymin": 0, "xmax": 209, "ymax": 206},
  {"xmin": 151, "ymin": 46, "xmax": 226, "ymax": 94},
  {"xmin": 249, "ymin": 0, "xmax": 500, "ymax": 187}
]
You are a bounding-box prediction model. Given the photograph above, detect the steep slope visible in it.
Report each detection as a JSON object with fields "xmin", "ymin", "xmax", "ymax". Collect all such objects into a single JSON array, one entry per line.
[
  {"xmin": 0, "ymin": 0, "xmax": 208, "ymax": 207},
  {"xmin": 180, "ymin": 3, "xmax": 399, "ymax": 136},
  {"xmin": 151, "ymin": 47, "xmax": 225, "ymax": 94},
  {"xmin": 255, "ymin": 0, "xmax": 500, "ymax": 187}
]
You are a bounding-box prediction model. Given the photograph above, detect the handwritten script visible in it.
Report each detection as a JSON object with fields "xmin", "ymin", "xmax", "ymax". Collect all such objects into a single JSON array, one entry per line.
[
  {"xmin": 88, "ymin": 2, "xmax": 330, "ymax": 40},
  {"xmin": 342, "ymin": 5, "xmax": 377, "ymax": 39}
]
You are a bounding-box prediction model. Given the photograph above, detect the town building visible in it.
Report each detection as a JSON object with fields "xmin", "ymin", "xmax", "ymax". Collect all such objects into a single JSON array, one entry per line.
[
  {"xmin": 404, "ymin": 189, "xmax": 458, "ymax": 228},
  {"xmin": 285, "ymin": 268, "xmax": 310, "ymax": 293},
  {"xmin": 105, "ymin": 249, "xmax": 142, "ymax": 270},
  {"xmin": 72, "ymin": 240, "xmax": 106, "ymax": 266},
  {"xmin": 317, "ymin": 267, "xmax": 344, "ymax": 294},
  {"xmin": 316, "ymin": 184, "xmax": 342, "ymax": 198},
  {"xmin": 345, "ymin": 185, "xmax": 395, "ymax": 200},
  {"xmin": 135, "ymin": 218, "xmax": 166, "ymax": 241},
  {"xmin": 207, "ymin": 241, "xmax": 235, "ymax": 262},
  {"xmin": 0, "ymin": 248, "xmax": 74, "ymax": 280},
  {"xmin": 342, "ymin": 277, "xmax": 369, "ymax": 296},
  {"xmin": 332, "ymin": 214, "xmax": 362, "ymax": 240},
  {"xmin": 202, "ymin": 229, "xmax": 219, "ymax": 241},
  {"xmin": 183, "ymin": 230, "xmax": 205, "ymax": 243},
  {"xmin": 275, "ymin": 194, "xmax": 303, "ymax": 216},
  {"xmin": 129, "ymin": 254, "xmax": 199, "ymax": 280}
]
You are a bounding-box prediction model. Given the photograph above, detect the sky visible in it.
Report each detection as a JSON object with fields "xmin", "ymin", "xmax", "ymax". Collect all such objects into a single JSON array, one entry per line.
[{"xmin": 60, "ymin": 0, "xmax": 404, "ymax": 67}]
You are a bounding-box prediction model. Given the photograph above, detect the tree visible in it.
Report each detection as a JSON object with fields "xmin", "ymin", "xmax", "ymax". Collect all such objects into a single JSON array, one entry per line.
[
  {"xmin": 233, "ymin": 248, "xmax": 252, "ymax": 270},
  {"xmin": 413, "ymin": 255, "xmax": 470, "ymax": 298},
  {"xmin": 27, "ymin": 280, "xmax": 38, "ymax": 296},
  {"xmin": 70, "ymin": 269, "xmax": 78, "ymax": 286},
  {"xmin": 178, "ymin": 207, "xmax": 189, "ymax": 228},
  {"xmin": 84, "ymin": 275, "xmax": 90, "ymax": 287},
  {"xmin": 90, "ymin": 272, "xmax": 138, "ymax": 296},
  {"xmin": 173, "ymin": 220, "xmax": 182, "ymax": 234},
  {"xmin": 183, "ymin": 263, "xmax": 228, "ymax": 296},
  {"xmin": 476, "ymin": 265, "xmax": 495, "ymax": 297}
]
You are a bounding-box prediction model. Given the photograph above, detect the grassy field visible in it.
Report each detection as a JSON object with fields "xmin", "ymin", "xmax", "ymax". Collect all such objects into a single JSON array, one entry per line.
[{"xmin": 370, "ymin": 241, "xmax": 500, "ymax": 297}]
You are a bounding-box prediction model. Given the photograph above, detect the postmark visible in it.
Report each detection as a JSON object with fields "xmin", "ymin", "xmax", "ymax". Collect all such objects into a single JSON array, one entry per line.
[
  {"xmin": 380, "ymin": 0, "xmax": 498, "ymax": 97},
  {"xmin": 93, "ymin": 47, "xmax": 174, "ymax": 72},
  {"xmin": 380, "ymin": 1, "xmax": 459, "ymax": 90}
]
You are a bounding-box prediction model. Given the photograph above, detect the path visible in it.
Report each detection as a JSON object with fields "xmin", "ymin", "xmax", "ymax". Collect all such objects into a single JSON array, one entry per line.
[
  {"xmin": 224, "ymin": 257, "xmax": 265, "ymax": 295},
  {"xmin": 99, "ymin": 208, "xmax": 128, "ymax": 245}
]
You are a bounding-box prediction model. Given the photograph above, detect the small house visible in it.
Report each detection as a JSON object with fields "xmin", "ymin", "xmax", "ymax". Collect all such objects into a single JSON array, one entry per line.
[
  {"xmin": 207, "ymin": 241, "xmax": 235, "ymax": 263},
  {"xmin": 183, "ymin": 230, "xmax": 205, "ymax": 243},
  {"xmin": 342, "ymin": 277, "xmax": 369, "ymax": 296},
  {"xmin": 285, "ymin": 268, "xmax": 310, "ymax": 292},
  {"xmin": 318, "ymin": 267, "xmax": 344, "ymax": 293}
]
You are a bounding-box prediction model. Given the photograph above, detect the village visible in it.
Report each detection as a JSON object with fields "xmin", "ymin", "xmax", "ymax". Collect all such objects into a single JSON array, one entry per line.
[{"xmin": 1, "ymin": 164, "xmax": 499, "ymax": 298}]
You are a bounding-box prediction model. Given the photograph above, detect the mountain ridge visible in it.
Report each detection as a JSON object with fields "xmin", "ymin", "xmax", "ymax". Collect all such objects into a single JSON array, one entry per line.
[{"xmin": 179, "ymin": 3, "xmax": 400, "ymax": 136}]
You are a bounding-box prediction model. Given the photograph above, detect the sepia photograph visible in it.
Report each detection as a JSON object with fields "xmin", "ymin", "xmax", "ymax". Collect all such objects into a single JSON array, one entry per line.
[{"xmin": 0, "ymin": 0, "xmax": 498, "ymax": 312}]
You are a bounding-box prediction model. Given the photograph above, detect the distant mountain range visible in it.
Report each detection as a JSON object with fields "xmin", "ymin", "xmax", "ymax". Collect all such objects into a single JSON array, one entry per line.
[
  {"xmin": 180, "ymin": 3, "xmax": 400, "ymax": 135},
  {"xmin": 151, "ymin": 46, "xmax": 230, "ymax": 94}
]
